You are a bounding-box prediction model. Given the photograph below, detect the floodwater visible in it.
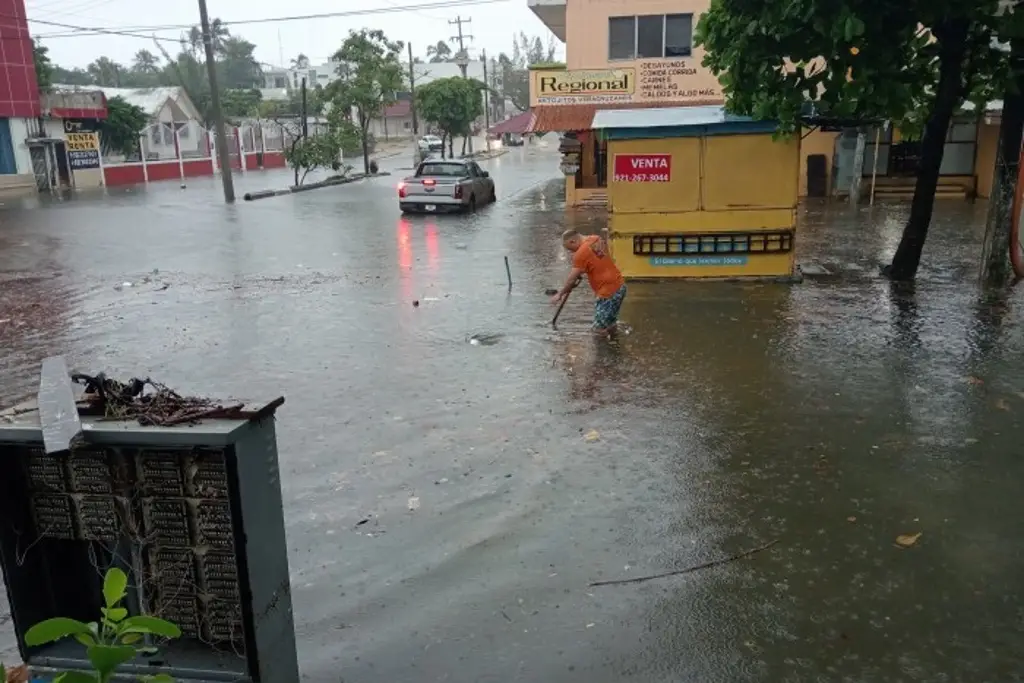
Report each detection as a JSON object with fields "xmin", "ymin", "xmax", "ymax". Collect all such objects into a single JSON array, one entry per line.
[{"xmin": 2, "ymin": 142, "xmax": 1024, "ymax": 682}]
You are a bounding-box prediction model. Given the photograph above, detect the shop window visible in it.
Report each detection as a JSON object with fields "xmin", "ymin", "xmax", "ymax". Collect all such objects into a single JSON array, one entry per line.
[{"xmin": 608, "ymin": 14, "xmax": 693, "ymax": 60}]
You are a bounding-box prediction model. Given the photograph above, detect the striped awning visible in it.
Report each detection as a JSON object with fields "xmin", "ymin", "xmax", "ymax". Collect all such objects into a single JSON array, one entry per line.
[{"xmin": 528, "ymin": 99, "xmax": 725, "ymax": 133}]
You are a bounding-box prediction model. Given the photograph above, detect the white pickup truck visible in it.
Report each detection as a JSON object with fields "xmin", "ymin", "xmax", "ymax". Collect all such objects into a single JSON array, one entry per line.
[{"xmin": 398, "ymin": 159, "xmax": 496, "ymax": 214}]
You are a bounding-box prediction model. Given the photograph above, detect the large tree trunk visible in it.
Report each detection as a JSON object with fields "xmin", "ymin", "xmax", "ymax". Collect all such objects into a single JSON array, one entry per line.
[
  {"xmin": 359, "ymin": 112, "xmax": 370, "ymax": 175},
  {"xmin": 885, "ymin": 18, "xmax": 971, "ymax": 281},
  {"xmin": 979, "ymin": 36, "xmax": 1024, "ymax": 286}
]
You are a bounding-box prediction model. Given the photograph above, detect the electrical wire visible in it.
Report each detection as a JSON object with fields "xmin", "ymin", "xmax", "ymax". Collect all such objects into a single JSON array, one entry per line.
[{"xmin": 28, "ymin": 0, "xmax": 510, "ymax": 39}]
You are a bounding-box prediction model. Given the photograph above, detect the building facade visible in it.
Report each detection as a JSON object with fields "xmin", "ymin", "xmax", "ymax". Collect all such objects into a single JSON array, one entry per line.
[{"xmin": 528, "ymin": 0, "xmax": 1004, "ymax": 205}]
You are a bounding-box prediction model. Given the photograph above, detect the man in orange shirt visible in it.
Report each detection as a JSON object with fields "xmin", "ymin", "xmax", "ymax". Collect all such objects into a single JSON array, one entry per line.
[{"xmin": 551, "ymin": 229, "xmax": 627, "ymax": 336}]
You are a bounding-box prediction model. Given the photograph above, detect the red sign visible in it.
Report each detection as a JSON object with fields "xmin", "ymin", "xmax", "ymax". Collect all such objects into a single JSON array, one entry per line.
[{"xmin": 612, "ymin": 154, "xmax": 671, "ymax": 183}]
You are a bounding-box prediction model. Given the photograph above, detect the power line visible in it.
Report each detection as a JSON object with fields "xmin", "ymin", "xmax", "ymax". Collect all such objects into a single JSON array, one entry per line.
[{"xmin": 29, "ymin": 0, "xmax": 509, "ymax": 39}]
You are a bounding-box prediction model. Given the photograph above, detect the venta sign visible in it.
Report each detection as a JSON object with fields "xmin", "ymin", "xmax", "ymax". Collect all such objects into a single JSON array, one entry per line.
[{"xmin": 612, "ymin": 154, "xmax": 671, "ymax": 183}]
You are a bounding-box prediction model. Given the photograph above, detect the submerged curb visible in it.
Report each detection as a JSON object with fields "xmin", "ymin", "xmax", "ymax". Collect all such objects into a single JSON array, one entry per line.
[{"xmin": 243, "ymin": 171, "xmax": 393, "ymax": 201}]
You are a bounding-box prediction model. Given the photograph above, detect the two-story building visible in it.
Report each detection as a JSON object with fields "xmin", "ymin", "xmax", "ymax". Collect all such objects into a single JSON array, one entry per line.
[{"xmin": 528, "ymin": 0, "xmax": 1006, "ymax": 206}]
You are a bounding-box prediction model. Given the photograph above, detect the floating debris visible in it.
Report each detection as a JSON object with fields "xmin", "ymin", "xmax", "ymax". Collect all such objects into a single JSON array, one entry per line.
[
  {"xmin": 71, "ymin": 373, "xmax": 246, "ymax": 427},
  {"xmin": 468, "ymin": 333, "xmax": 502, "ymax": 346},
  {"xmin": 895, "ymin": 532, "xmax": 922, "ymax": 548}
]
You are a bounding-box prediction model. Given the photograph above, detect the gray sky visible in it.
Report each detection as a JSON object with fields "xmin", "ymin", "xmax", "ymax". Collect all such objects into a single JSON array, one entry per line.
[{"xmin": 28, "ymin": 0, "xmax": 562, "ymax": 70}]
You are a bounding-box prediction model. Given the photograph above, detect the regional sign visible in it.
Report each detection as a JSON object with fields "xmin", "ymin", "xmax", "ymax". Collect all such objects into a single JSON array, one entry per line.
[
  {"xmin": 612, "ymin": 154, "xmax": 671, "ymax": 183},
  {"xmin": 65, "ymin": 132, "xmax": 100, "ymax": 170},
  {"xmin": 532, "ymin": 68, "xmax": 634, "ymax": 104}
]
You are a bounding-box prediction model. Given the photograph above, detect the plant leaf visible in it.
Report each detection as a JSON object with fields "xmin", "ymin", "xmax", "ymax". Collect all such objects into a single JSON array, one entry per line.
[
  {"xmin": 53, "ymin": 672, "xmax": 99, "ymax": 683},
  {"xmin": 74, "ymin": 632, "xmax": 98, "ymax": 647},
  {"xmin": 86, "ymin": 644, "xmax": 136, "ymax": 676},
  {"xmin": 101, "ymin": 607, "xmax": 128, "ymax": 623},
  {"xmin": 103, "ymin": 568, "xmax": 128, "ymax": 609},
  {"xmin": 25, "ymin": 617, "xmax": 94, "ymax": 646},
  {"xmin": 119, "ymin": 632, "xmax": 142, "ymax": 645},
  {"xmin": 120, "ymin": 616, "xmax": 182, "ymax": 639}
]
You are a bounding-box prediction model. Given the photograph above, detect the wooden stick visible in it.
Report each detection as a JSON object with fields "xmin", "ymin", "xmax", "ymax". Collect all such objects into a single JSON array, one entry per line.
[
  {"xmin": 551, "ymin": 276, "xmax": 581, "ymax": 328},
  {"xmin": 504, "ymin": 256, "xmax": 512, "ymax": 290},
  {"xmin": 589, "ymin": 539, "xmax": 778, "ymax": 587}
]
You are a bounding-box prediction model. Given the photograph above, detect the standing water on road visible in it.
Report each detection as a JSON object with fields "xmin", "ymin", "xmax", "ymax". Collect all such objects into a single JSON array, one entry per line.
[{"xmin": 2, "ymin": 145, "xmax": 1024, "ymax": 682}]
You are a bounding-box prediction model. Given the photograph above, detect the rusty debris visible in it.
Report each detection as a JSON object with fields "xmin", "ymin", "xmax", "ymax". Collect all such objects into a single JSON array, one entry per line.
[{"xmin": 71, "ymin": 373, "xmax": 247, "ymax": 427}]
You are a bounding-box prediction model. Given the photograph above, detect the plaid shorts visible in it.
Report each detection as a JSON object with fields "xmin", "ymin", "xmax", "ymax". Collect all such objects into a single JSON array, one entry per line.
[{"xmin": 593, "ymin": 284, "xmax": 627, "ymax": 330}]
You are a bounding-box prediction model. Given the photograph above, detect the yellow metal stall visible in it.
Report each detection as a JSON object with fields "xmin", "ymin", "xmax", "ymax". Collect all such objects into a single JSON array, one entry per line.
[{"xmin": 596, "ymin": 106, "xmax": 800, "ymax": 280}]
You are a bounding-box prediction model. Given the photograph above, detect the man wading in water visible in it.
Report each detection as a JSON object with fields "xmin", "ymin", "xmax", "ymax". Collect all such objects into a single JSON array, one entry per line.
[{"xmin": 551, "ymin": 229, "xmax": 627, "ymax": 336}]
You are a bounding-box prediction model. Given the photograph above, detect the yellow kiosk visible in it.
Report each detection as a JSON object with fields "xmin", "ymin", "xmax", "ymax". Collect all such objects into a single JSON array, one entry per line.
[{"xmin": 596, "ymin": 105, "xmax": 800, "ymax": 280}]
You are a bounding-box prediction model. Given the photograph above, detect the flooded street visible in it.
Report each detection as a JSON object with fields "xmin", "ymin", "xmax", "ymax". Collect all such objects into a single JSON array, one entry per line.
[{"xmin": 2, "ymin": 142, "xmax": 1024, "ymax": 682}]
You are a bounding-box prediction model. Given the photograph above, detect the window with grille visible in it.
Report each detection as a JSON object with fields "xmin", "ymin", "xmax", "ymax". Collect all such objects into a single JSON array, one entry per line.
[{"xmin": 633, "ymin": 231, "xmax": 794, "ymax": 256}]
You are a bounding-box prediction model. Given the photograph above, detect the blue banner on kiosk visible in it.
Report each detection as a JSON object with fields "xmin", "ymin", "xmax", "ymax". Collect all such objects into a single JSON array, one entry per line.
[{"xmin": 650, "ymin": 255, "xmax": 749, "ymax": 267}]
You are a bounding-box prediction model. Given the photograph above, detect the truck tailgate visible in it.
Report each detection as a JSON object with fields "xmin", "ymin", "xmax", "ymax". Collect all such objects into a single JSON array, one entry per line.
[{"xmin": 406, "ymin": 177, "xmax": 460, "ymax": 199}]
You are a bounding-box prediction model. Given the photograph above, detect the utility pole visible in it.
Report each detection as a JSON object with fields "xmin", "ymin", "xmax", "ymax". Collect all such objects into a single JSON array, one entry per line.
[
  {"xmin": 408, "ymin": 42, "xmax": 419, "ymax": 135},
  {"xmin": 450, "ymin": 16, "xmax": 474, "ymax": 154},
  {"xmin": 301, "ymin": 77, "xmax": 308, "ymax": 139},
  {"xmin": 482, "ymin": 49, "xmax": 490, "ymax": 133},
  {"xmin": 198, "ymin": 0, "xmax": 235, "ymax": 203}
]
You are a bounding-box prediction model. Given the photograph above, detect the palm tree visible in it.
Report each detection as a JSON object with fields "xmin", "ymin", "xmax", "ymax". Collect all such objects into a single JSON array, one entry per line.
[
  {"xmin": 290, "ymin": 53, "xmax": 310, "ymax": 70},
  {"xmin": 426, "ymin": 40, "xmax": 452, "ymax": 62},
  {"xmin": 87, "ymin": 57, "xmax": 123, "ymax": 86},
  {"xmin": 185, "ymin": 18, "xmax": 230, "ymax": 57},
  {"xmin": 131, "ymin": 49, "xmax": 160, "ymax": 74}
]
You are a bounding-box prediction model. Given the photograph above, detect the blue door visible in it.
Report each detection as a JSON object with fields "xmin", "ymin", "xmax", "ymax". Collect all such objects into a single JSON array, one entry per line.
[{"xmin": 0, "ymin": 118, "xmax": 17, "ymax": 174}]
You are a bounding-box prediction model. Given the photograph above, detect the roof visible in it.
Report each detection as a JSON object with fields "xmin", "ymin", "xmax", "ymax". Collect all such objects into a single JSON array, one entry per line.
[
  {"xmin": 489, "ymin": 111, "xmax": 534, "ymax": 135},
  {"xmin": 593, "ymin": 105, "xmax": 778, "ymax": 139},
  {"xmin": 53, "ymin": 86, "xmax": 196, "ymax": 119},
  {"xmin": 528, "ymin": 98, "xmax": 724, "ymax": 132},
  {"xmin": 383, "ymin": 100, "xmax": 412, "ymax": 118}
]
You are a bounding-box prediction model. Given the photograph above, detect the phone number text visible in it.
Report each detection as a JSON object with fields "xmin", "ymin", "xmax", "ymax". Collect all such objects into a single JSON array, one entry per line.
[{"xmin": 613, "ymin": 173, "xmax": 670, "ymax": 183}]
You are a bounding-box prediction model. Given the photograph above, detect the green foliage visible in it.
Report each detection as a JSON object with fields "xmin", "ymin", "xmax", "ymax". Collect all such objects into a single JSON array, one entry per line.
[
  {"xmin": 258, "ymin": 85, "xmax": 325, "ymax": 119},
  {"xmin": 33, "ymin": 40, "xmax": 54, "ymax": 91},
  {"xmin": 416, "ymin": 77, "xmax": 485, "ymax": 156},
  {"xmin": 98, "ymin": 97, "xmax": 148, "ymax": 158},
  {"xmin": 426, "ymin": 41, "xmax": 452, "ymax": 63},
  {"xmin": 694, "ymin": 0, "xmax": 1004, "ymax": 134},
  {"xmin": 496, "ymin": 32, "xmax": 558, "ymax": 112},
  {"xmin": 325, "ymin": 29, "xmax": 405, "ymax": 173},
  {"xmin": 284, "ymin": 133, "xmax": 349, "ymax": 185},
  {"xmin": 222, "ymin": 88, "xmax": 263, "ymax": 120},
  {"xmin": 25, "ymin": 568, "xmax": 181, "ymax": 683}
]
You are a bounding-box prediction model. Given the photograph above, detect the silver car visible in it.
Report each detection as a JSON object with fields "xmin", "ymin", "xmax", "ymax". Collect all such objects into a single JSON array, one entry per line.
[{"xmin": 398, "ymin": 159, "xmax": 497, "ymax": 214}]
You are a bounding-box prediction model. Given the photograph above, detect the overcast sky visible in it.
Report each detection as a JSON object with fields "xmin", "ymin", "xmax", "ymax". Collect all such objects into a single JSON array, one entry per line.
[{"xmin": 28, "ymin": 0, "xmax": 562, "ymax": 70}]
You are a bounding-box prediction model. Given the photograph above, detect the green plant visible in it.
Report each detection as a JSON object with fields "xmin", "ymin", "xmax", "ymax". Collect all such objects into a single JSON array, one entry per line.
[
  {"xmin": 98, "ymin": 97, "xmax": 148, "ymax": 159},
  {"xmin": 24, "ymin": 568, "xmax": 181, "ymax": 683}
]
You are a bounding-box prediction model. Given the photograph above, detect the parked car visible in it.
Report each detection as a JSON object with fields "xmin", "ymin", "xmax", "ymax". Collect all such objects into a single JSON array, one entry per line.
[
  {"xmin": 398, "ymin": 159, "xmax": 496, "ymax": 214},
  {"xmin": 417, "ymin": 135, "xmax": 443, "ymax": 153}
]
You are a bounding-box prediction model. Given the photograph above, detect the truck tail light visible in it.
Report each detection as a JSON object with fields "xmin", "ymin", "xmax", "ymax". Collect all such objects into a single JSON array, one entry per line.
[
  {"xmin": 454, "ymin": 185, "xmax": 463, "ymax": 199},
  {"xmin": 398, "ymin": 182, "xmax": 406, "ymax": 198},
  {"xmin": 423, "ymin": 178, "xmax": 436, "ymax": 186}
]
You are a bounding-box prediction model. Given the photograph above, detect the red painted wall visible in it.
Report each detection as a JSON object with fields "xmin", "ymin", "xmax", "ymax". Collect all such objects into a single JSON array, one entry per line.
[
  {"xmin": 182, "ymin": 159, "xmax": 213, "ymax": 177},
  {"xmin": 0, "ymin": 0, "xmax": 41, "ymax": 117},
  {"xmin": 103, "ymin": 165, "xmax": 146, "ymax": 186},
  {"xmin": 262, "ymin": 152, "xmax": 286, "ymax": 169}
]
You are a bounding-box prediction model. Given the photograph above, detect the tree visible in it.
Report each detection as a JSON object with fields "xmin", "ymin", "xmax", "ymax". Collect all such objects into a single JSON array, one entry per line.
[
  {"xmin": 132, "ymin": 49, "xmax": 160, "ymax": 74},
  {"xmin": 87, "ymin": 56, "xmax": 125, "ymax": 86},
  {"xmin": 416, "ymin": 76, "xmax": 485, "ymax": 159},
  {"xmin": 218, "ymin": 37, "xmax": 263, "ymax": 89},
  {"xmin": 186, "ymin": 18, "xmax": 229, "ymax": 57},
  {"xmin": 498, "ymin": 32, "xmax": 559, "ymax": 112},
  {"xmin": 222, "ymin": 88, "xmax": 263, "ymax": 119},
  {"xmin": 696, "ymin": 0, "xmax": 1005, "ymax": 280},
  {"xmin": 980, "ymin": 6, "xmax": 1024, "ymax": 285},
  {"xmin": 291, "ymin": 53, "xmax": 310, "ymax": 70},
  {"xmin": 285, "ymin": 133, "xmax": 352, "ymax": 185},
  {"xmin": 326, "ymin": 29, "xmax": 404, "ymax": 175},
  {"xmin": 426, "ymin": 40, "xmax": 452, "ymax": 62},
  {"xmin": 98, "ymin": 96, "xmax": 148, "ymax": 158},
  {"xmin": 32, "ymin": 40, "xmax": 54, "ymax": 91},
  {"xmin": 52, "ymin": 65, "xmax": 92, "ymax": 85}
]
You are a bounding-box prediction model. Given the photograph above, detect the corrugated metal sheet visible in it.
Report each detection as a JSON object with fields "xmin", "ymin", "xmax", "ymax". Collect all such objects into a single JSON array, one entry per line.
[
  {"xmin": 488, "ymin": 111, "xmax": 535, "ymax": 135},
  {"xmin": 594, "ymin": 105, "xmax": 743, "ymax": 129},
  {"xmin": 529, "ymin": 99, "xmax": 724, "ymax": 133}
]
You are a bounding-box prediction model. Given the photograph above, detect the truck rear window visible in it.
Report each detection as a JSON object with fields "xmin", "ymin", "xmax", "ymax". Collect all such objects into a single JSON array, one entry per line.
[{"xmin": 418, "ymin": 163, "xmax": 466, "ymax": 177}]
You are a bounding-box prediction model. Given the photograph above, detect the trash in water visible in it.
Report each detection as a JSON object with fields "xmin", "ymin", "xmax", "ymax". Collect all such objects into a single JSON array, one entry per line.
[
  {"xmin": 895, "ymin": 532, "xmax": 921, "ymax": 548},
  {"xmin": 424, "ymin": 297, "xmax": 440, "ymax": 302},
  {"xmin": 408, "ymin": 496, "xmax": 421, "ymax": 511},
  {"xmin": 544, "ymin": 288, "xmax": 558, "ymax": 296},
  {"xmin": 469, "ymin": 333, "xmax": 502, "ymax": 346},
  {"xmin": 114, "ymin": 281, "xmax": 133, "ymax": 291},
  {"xmin": 584, "ymin": 429, "xmax": 600, "ymax": 442}
]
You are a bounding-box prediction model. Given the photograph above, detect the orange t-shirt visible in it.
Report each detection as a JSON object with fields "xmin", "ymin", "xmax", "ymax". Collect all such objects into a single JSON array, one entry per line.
[{"xmin": 573, "ymin": 235, "xmax": 624, "ymax": 298}]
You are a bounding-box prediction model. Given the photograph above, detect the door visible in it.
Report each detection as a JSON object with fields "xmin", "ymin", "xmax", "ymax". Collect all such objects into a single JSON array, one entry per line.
[
  {"xmin": 0, "ymin": 118, "xmax": 17, "ymax": 175},
  {"xmin": 806, "ymin": 154, "xmax": 827, "ymax": 197},
  {"xmin": 54, "ymin": 141, "xmax": 72, "ymax": 188}
]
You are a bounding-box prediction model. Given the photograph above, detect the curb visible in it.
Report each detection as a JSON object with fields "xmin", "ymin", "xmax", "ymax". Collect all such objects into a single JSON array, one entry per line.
[
  {"xmin": 243, "ymin": 171, "xmax": 392, "ymax": 201},
  {"xmin": 461, "ymin": 148, "xmax": 510, "ymax": 162}
]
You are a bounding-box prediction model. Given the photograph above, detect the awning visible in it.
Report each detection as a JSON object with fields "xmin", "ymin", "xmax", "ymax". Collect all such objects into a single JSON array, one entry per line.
[
  {"xmin": 488, "ymin": 111, "xmax": 534, "ymax": 135},
  {"xmin": 592, "ymin": 104, "xmax": 776, "ymax": 137},
  {"xmin": 528, "ymin": 99, "xmax": 724, "ymax": 133}
]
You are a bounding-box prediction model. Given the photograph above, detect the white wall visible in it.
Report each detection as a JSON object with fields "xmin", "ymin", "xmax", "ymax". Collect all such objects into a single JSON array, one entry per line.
[{"xmin": 8, "ymin": 118, "xmax": 35, "ymax": 175}]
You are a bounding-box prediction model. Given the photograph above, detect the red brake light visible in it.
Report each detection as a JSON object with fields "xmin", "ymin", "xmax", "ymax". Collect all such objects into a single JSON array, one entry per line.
[
  {"xmin": 423, "ymin": 178, "xmax": 436, "ymax": 186},
  {"xmin": 398, "ymin": 182, "xmax": 406, "ymax": 198}
]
